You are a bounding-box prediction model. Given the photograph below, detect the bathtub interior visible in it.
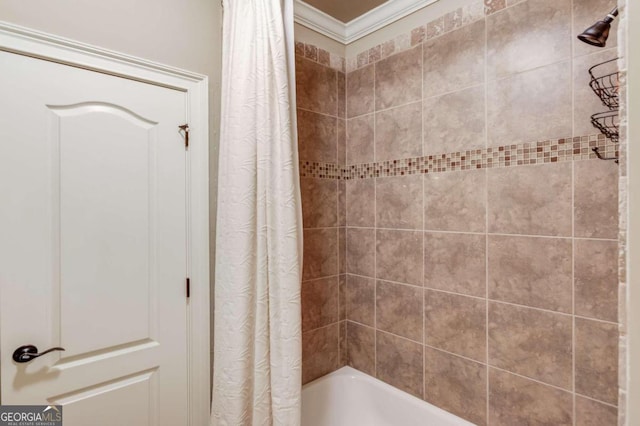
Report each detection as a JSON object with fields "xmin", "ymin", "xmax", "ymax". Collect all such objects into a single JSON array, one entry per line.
[{"xmin": 301, "ymin": 367, "xmax": 475, "ymax": 426}]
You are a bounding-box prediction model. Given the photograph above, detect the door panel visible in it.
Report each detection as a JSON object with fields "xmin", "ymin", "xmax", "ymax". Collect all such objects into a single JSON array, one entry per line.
[
  {"xmin": 0, "ymin": 51, "xmax": 188, "ymax": 425},
  {"xmin": 55, "ymin": 104, "xmax": 157, "ymax": 356},
  {"xmin": 51, "ymin": 369, "xmax": 157, "ymax": 426}
]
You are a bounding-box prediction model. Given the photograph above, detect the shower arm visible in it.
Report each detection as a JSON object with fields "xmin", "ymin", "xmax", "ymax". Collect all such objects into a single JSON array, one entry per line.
[{"xmin": 605, "ymin": 7, "xmax": 619, "ymax": 23}]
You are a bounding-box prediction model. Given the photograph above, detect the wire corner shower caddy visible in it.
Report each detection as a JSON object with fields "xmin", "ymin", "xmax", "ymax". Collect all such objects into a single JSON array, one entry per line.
[{"xmin": 588, "ymin": 57, "xmax": 620, "ymax": 163}]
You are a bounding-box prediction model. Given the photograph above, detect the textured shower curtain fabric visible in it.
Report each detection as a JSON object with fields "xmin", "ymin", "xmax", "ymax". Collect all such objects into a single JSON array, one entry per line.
[{"xmin": 212, "ymin": 0, "xmax": 303, "ymax": 425}]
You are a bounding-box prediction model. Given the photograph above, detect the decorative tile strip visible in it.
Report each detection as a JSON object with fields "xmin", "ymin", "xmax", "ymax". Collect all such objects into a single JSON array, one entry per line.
[
  {"xmin": 295, "ymin": 41, "xmax": 345, "ymax": 73},
  {"xmin": 299, "ymin": 135, "xmax": 618, "ymax": 180},
  {"xmin": 299, "ymin": 161, "xmax": 343, "ymax": 179},
  {"xmin": 346, "ymin": 0, "xmax": 498, "ymax": 73},
  {"xmin": 484, "ymin": 0, "xmax": 507, "ymax": 15}
]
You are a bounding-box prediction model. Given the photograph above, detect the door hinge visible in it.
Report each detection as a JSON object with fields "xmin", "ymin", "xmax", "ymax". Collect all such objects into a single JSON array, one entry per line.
[
  {"xmin": 186, "ymin": 277, "xmax": 191, "ymax": 298},
  {"xmin": 179, "ymin": 124, "xmax": 189, "ymax": 149}
]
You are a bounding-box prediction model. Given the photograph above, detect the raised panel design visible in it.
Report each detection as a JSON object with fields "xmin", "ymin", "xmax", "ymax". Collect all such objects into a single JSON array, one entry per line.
[
  {"xmin": 50, "ymin": 369, "xmax": 158, "ymax": 426},
  {"xmin": 55, "ymin": 339, "xmax": 159, "ymax": 369},
  {"xmin": 50, "ymin": 104, "xmax": 159, "ymax": 357}
]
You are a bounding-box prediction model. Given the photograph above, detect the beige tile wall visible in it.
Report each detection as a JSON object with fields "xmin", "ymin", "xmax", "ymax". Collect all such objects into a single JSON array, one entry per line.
[
  {"xmin": 340, "ymin": 0, "xmax": 621, "ymax": 425},
  {"xmin": 295, "ymin": 0, "xmax": 621, "ymax": 423},
  {"xmin": 295, "ymin": 52, "xmax": 348, "ymax": 384}
]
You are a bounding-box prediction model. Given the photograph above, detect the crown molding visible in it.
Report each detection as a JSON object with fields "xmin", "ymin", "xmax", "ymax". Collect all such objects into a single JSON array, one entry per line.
[
  {"xmin": 345, "ymin": 0, "xmax": 439, "ymax": 43},
  {"xmin": 294, "ymin": 0, "xmax": 345, "ymax": 42},
  {"xmin": 294, "ymin": 0, "xmax": 440, "ymax": 44}
]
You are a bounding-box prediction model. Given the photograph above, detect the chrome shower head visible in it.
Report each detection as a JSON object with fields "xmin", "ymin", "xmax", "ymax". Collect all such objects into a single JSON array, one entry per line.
[{"xmin": 578, "ymin": 7, "xmax": 618, "ymax": 48}]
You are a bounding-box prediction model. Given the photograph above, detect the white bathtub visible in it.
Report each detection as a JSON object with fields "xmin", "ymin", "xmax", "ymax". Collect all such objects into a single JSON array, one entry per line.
[{"xmin": 302, "ymin": 367, "xmax": 475, "ymax": 426}]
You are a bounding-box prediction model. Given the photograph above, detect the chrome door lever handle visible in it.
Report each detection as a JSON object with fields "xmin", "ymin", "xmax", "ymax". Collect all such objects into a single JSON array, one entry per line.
[{"xmin": 12, "ymin": 345, "xmax": 65, "ymax": 363}]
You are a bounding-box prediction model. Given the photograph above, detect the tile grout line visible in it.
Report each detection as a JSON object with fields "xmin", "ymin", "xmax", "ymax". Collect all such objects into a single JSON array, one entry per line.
[
  {"xmin": 296, "ymin": 106, "xmax": 340, "ymax": 120},
  {"xmin": 316, "ymin": 226, "xmax": 617, "ymax": 243},
  {"xmin": 303, "ymin": 321, "xmax": 343, "ymax": 336},
  {"xmin": 425, "ymin": 343, "xmax": 486, "ymax": 367},
  {"xmin": 489, "ymin": 365, "xmax": 576, "ymax": 396},
  {"xmin": 421, "ymin": 39, "xmax": 427, "ymax": 402},
  {"xmin": 367, "ymin": 99, "xmax": 424, "ymax": 118},
  {"xmin": 573, "ymin": 202, "xmax": 578, "ymax": 425},
  {"xmin": 344, "ymin": 65, "xmax": 350, "ymax": 368},
  {"xmin": 302, "ymin": 274, "xmax": 343, "ymax": 283},
  {"xmin": 572, "ymin": 141, "xmax": 578, "ymax": 426},
  {"xmin": 346, "ymin": 271, "xmax": 619, "ymax": 325},
  {"xmin": 570, "ymin": 5, "xmax": 576, "ymax": 418},
  {"xmin": 373, "ymin": 59, "xmax": 378, "ymax": 379},
  {"xmin": 336, "ymin": 67, "xmax": 342, "ymax": 367},
  {"xmin": 574, "ymin": 391, "xmax": 619, "ymax": 409},
  {"xmin": 570, "ymin": 0, "xmax": 576, "ymax": 142},
  {"xmin": 484, "ymin": 8, "xmax": 491, "ymax": 423},
  {"xmin": 345, "ymin": 68, "xmax": 350, "ymax": 167},
  {"xmin": 423, "ymin": 80, "xmax": 486, "ymax": 103}
]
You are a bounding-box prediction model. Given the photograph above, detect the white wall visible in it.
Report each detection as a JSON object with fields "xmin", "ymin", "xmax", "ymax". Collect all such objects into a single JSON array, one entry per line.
[
  {"xmin": 0, "ymin": 0, "xmax": 221, "ymax": 76},
  {"xmin": 0, "ymin": 0, "xmax": 223, "ymax": 357}
]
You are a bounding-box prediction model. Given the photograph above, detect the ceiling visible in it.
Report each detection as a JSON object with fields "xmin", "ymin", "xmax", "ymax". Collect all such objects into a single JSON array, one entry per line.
[{"xmin": 302, "ymin": 0, "xmax": 390, "ymax": 23}]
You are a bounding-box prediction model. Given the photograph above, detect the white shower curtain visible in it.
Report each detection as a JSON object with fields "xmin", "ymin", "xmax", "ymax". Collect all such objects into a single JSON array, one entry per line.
[{"xmin": 212, "ymin": 0, "xmax": 302, "ymax": 424}]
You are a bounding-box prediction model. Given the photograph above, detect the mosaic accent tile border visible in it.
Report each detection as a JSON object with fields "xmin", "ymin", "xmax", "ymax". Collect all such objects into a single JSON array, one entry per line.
[
  {"xmin": 299, "ymin": 162, "xmax": 343, "ymax": 179},
  {"xmin": 346, "ymin": 0, "xmax": 512, "ymax": 73},
  {"xmin": 299, "ymin": 135, "xmax": 618, "ymax": 179},
  {"xmin": 295, "ymin": 41, "xmax": 346, "ymax": 73}
]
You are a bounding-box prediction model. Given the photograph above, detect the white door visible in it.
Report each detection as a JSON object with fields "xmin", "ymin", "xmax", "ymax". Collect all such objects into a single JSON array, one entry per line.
[{"xmin": 0, "ymin": 50, "xmax": 189, "ymax": 426}]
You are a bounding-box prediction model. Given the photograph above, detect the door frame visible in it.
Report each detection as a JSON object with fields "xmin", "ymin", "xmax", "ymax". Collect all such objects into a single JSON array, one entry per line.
[{"xmin": 0, "ymin": 21, "xmax": 210, "ymax": 425}]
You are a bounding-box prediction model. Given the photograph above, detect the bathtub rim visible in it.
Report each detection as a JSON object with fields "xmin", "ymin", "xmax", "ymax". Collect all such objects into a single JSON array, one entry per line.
[{"xmin": 302, "ymin": 366, "xmax": 476, "ymax": 426}]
